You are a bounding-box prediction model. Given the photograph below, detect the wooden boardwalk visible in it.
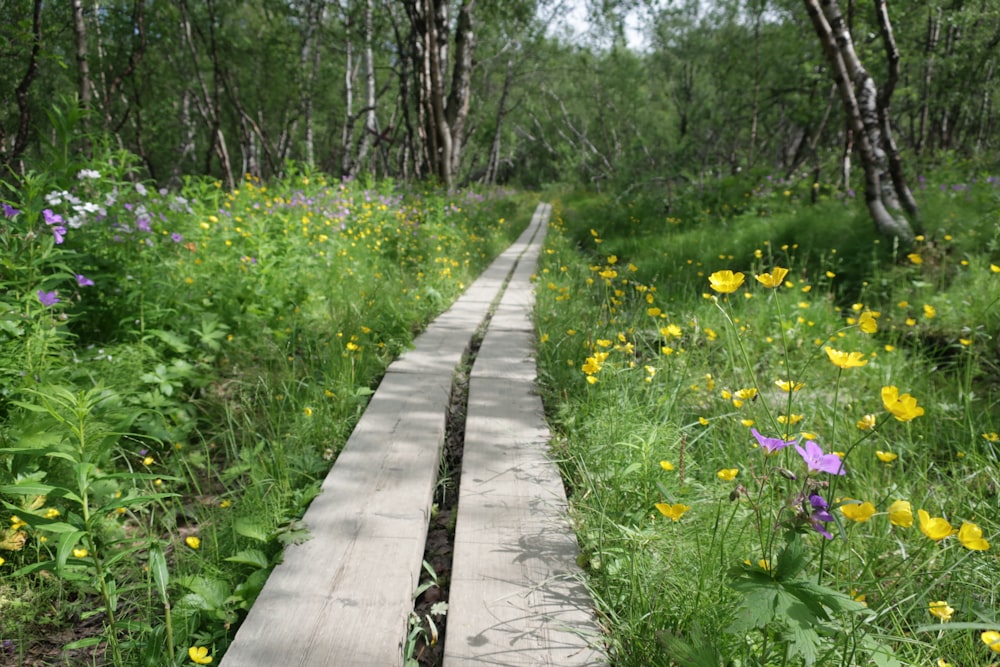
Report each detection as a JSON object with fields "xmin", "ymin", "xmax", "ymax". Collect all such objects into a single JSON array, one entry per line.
[{"xmin": 219, "ymin": 203, "xmax": 605, "ymax": 666}]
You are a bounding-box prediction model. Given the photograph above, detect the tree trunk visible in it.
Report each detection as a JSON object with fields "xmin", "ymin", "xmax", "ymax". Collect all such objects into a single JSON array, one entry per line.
[
  {"xmin": 803, "ymin": 0, "xmax": 915, "ymax": 245},
  {"xmin": 72, "ymin": 0, "xmax": 92, "ymax": 114},
  {"xmin": 2, "ymin": 0, "xmax": 43, "ymax": 175},
  {"xmin": 916, "ymin": 6, "xmax": 940, "ymax": 155},
  {"xmin": 485, "ymin": 56, "xmax": 515, "ymax": 185},
  {"xmin": 873, "ymin": 0, "xmax": 919, "ymax": 221}
]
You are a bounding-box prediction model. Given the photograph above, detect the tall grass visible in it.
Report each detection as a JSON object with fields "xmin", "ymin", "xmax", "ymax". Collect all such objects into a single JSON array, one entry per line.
[
  {"xmin": 0, "ymin": 155, "xmax": 533, "ymax": 665},
  {"xmin": 536, "ymin": 176, "xmax": 1000, "ymax": 666}
]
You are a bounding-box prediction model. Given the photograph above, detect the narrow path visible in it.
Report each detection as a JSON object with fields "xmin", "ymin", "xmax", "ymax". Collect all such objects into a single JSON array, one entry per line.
[{"xmin": 220, "ymin": 203, "xmax": 605, "ymax": 666}]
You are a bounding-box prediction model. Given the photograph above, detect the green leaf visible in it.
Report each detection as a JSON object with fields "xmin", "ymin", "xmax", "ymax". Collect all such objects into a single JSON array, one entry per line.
[
  {"xmin": 224, "ymin": 548, "xmax": 269, "ymax": 569},
  {"xmin": 149, "ymin": 543, "xmax": 169, "ymax": 601},
  {"xmin": 56, "ymin": 530, "xmax": 87, "ymax": 570},
  {"xmin": 233, "ymin": 517, "xmax": 270, "ymax": 543},
  {"xmin": 62, "ymin": 637, "xmax": 104, "ymax": 650},
  {"xmin": 773, "ymin": 531, "xmax": 807, "ymax": 581},
  {"xmin": 177, "ymin": 575, "xmax": 231, "ymax": 610}
]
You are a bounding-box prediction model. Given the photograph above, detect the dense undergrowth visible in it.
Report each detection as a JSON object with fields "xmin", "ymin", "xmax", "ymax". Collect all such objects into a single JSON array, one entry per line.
[
  {"xmin": 0, "ymin": 154, "xmax": 532, "ymax": 666},
  {"xmin": 535, "ymin": 170, "xmax": 1000, "ymax": 666}
]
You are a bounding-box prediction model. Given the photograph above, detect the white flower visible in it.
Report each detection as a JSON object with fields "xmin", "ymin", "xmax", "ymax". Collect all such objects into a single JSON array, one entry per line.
[{"xmin": 77, "ymin": 169, "xmax": 101, "ymax": 180}]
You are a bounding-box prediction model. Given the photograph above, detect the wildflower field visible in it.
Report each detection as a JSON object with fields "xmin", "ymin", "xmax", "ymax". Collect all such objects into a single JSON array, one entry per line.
[
  {"xmin": 534, "ymin": 176, "xmax": 1000, "ymax": 666},
  {"xmin": 0, "ymin": 156, "xmax": 529, "ymax": 665}
]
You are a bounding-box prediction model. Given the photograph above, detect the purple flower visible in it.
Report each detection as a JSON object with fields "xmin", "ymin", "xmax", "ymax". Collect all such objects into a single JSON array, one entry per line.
[
  {"xmin": 75, "ymin": 274, "xmax": 94, "ymax": 287},
  {"xmin": 795, "ymin": 440, "xmax": 845, "ymax": 475},
  {"xmin": 51, "ymin": 225, "xmax": 67, "ymax": 244},
  {"xmin": 3, "ymin": 203, "xmax": 20, "ymax": 218},
  {"xmin": 37, "ymin": 290, "xmax": 59, "ymax": 306},
  {"xmin": 171, "ymin": 232, "xmax": 184, "ymax": 243},
  {"xmin": 43, "ymin": 209, "xmax": 64, "ymax": 225},
  {"xmin": 751, "ymin": 428, "xmax": 795, "ymax": 454},
  {"xmin": 136, "ymin": 214, "xmax": 152, "ymax": 233},
  {"xmin": 808, "ymin": 494, "xmax": 834, "ymax": 522}
]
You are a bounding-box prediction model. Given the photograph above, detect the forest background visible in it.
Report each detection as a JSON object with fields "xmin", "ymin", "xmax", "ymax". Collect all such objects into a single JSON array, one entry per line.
[{"xmin": 4, "ymin": 0, "xmax": 998, "ymax": 197}]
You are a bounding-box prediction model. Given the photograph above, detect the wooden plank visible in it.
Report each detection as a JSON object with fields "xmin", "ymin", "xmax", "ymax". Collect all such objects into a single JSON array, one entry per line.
[
  {"xmin": 444, "ymin": 203, "xmax": 606, "ymax": 666},
  {"xmin": 220, "ymin": 204, "xmax": 559, "ymax": 666},
  {"xmin": 220, "ymin": 370, "xmax": 450, "ymax": 667},
  {"xmin": 444, "ymin": 377, "xmax": 606, "ymax": 666}
]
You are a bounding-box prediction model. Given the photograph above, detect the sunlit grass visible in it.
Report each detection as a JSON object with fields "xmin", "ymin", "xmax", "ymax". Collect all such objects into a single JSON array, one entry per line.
[{"xmin": 537, "ymin": 180, "xmax": 1000, "ymax": 666}]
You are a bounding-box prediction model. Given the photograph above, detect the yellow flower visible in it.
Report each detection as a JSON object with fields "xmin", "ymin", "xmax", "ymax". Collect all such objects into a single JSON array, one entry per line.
[
  {"xmin": 957, "ymin": 521, "xmax": 990, "ymax": 551},
  {"xmin": 857, "ymin": 310, "xmax": 880, "ymax": 333},
  {"xmin": 923, "ymin": 304, "xmax": 936, "ymax": 318},
  {"xmin": 755, "ymin": 266, "xmax": 789, "ymax": 288},
  {"xmin": 991, "ymin": 264, "xmax": 1000, "ymax": 273},
  {"xmin": 928, "ymin": 600, "xmax": 955, "ymax": 622},
  {"xmin": 825, "ymin": 271, "xmax": 836, "ymax": 278},
  {"xmin": 698, "ymin": 416, "xmax": 710, "ymax": 426},
  {"xmin": 937, "ymin": 658, "xmax": 954, "ymax": 667},
  {"xmin": 72, "ymin": 548, "xmax": 88, "ymax": 558},
  {"xmin": 775, "ymin": 378, "xmax": 803, "ymax": 392},
  {"xmin": 918, "ymin": 509, "xmax": 957, "ymax": 541},
  {"xmin": 655, "ymin": 503, "xmax": 691, "ymax": 521},
  {"xmin": 777, "ymin": 414, "xmax": 803, "ymax": 425},
  {"xmin": 717, "ymin": 468, "xmax": 739, "ymax": 481},
  {"xmin": 596, "ymin": 339, "xmax": 613, "ymax": 348},
  {"xmin": 659, "ymin": 461, "xmax": 675, "ymax": 471},
  {"xmin": 188, "ymin": 646, "xmax": 214, "ymax": 664},
  {"xmin": 881, "ymin": 386, "xmax": 925, "ymax": 422},
  {"xmin": 982, "ymin": 631, "xmax": 1000, "ymax": 654},
  {"xmin": 735, "ymin": 388, "xmax": 757, "ymax": 401},
  {"xmin": 907, "ymin": 253, "xmax": 923, "ymax": 265},
  {"xmin": 586, "ymin": 376, "xmax": 598, "ymax": 385},
  {"xmin": 741, "ymin": 419, "xmax": 755, "ymax": 427},
  {"xmin": 856, "ymin": 414, "xmax": 877, "ymax": 430},
  {"xmin": 824, "ymin": 346, "xmax": 868, "ymax": 369},
  {"xmin": 44, "ymin": 508, "xmax": 61, "ymax": 519},
  {"xmin": 983, "ymin": 432, "xmax": 999, "ymax": 442},
  {"xmin": 875, "ymin": 450, "xmax": 898, "ymax": 463},
  {"xmin": 143, "ymin": 456, "xmax": 155, "ymax": 466},
  {"xmin": 660, "ymin": 324, "xmax": 682, "ymax": 338},
  {"xmin": 887, "ymin": 500, "xmax": 913, "ymax": 527},
  {"xmin": 10, "ymin": 515, "xmax": 27, "ymax": 530},
  {"xmin": 185, "ymin": 536, "xmax": 201, "ymax": 550},
  {"xmin": 708, "ymin": 270, "xmax": 745, "ymax": 294},
  {"xmin": 839, "ymin": 499, "xmax": 876, "ymax": 522},
  {"xmin": 303, "ymin": 407, "xmax": 313, "ymax": 417},
  {"xmin": 647, "ymin": 307, "xmax": 662, "ymax": 317},
  {"xmin": 0, "ymin": 556, "xmax": 4, "ymax": 566}
]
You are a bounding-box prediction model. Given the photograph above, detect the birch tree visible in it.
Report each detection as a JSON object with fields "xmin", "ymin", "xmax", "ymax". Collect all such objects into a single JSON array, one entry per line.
[{"xmin": 803, "ymin": 0, "xmax": 918, "ymax": 244}]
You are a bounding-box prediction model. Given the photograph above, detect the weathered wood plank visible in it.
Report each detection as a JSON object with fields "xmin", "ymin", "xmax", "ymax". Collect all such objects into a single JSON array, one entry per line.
[
  {"xmin": 444, "ymin": 205, "xmax": 606, "ymax": 666},
  {"xmin": 220, "ymin": 204, "xmax": 551, "ymax": 667}
]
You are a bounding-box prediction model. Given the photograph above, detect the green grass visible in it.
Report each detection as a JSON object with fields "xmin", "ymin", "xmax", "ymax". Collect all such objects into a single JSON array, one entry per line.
[
  {"xmin": 0, "ymin": 160, "xmax": 535, "ymax": 666},
  {"xmin": 535, "ymin": 179, "xmax": 1000, "ymax": 666}
]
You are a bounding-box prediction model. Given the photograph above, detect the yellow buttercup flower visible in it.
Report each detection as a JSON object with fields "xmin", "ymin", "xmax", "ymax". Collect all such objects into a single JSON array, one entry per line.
[
  {"xmin": 923, "ymin": 304, "xmax": 936, "ymax": 318},
  {"xmin": 188, "ymin": 646, "xmax": 213, "ymax": 664},
  {"xmin": 185, "ymin": 536, "xmax": 201, "ymax": 550},
  {"xmin": 839, "ymin": 499, "xmax": 876, "ymax": 522},
  {"xmin": 983, "ymin": 432, "xmax": 999, "ymax": 442},
  {"xmin": 928, "ymin": 600, "xmax": 955, "ymax": 622},
  {"xmin": 856, "ymin": 414, "xmax": 877, "ymax": 430},
  {"xmin": 755, "ymin": 266, "xmax": 789, "ymax": 289},
  {"xmin": 982, "ymin": 630, "xmax": 1000, "ymax": 653},
  {"xmin": 655, "ymin": 503, "xmax": 691, "ymax": 522},
  {"xmin": 659, "ymin": 461, "xmax": 675, "ymax": 471},
  {"xmin": 824, "ymin": 346, "xmax": 868, "ymax": 369},
  {"xmin": 887, "ymin": 500, "xmax": 913, "ymax": 527},
  {"xmin": 957, "ymin": 521, "xmax": 990, "ymax": 551},
  {"xmin": 775, "ymin": 378, "xmax": 803, "ymax": 392},
  {"xmin": 875, "ymin": 450, "xmax": 898, "ymax": 463},
  {"xmin": 907, "ymin": 253, "xmax": 923, "ymax": 265},
  {"xmin": 72, "ymin": 548, "xmax": 88, "ymax": 558},
  {"xmin": 857, "ymin": 310, "xmax": 880, "ymax": 333},
  {"xmin": 881, "ymin": 386, "xmax": 925, "ymax": 422},
  {"xmin": 918, "ymin": 509, "xmax": 957, "ymax": 541},
  {"xmin": 708, "ymin": 270, "xmax": 745, "ymax": 294},
  {"xmin": 717, "ymin": 468, "xmax": 739, "ymax": 481}
]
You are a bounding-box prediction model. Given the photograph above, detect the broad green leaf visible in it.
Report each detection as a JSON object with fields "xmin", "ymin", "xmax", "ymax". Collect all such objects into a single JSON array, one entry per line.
[
  {"xmin": 224, "ymin": 548, "xmax": 269, "ymax": 569},
  {"xmin": 233, "ymin": 517, "xmax": 270, "ymax": 542}
]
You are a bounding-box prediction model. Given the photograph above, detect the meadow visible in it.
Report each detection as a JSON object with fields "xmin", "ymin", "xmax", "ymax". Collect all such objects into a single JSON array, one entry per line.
[
  {"xmin": 534, "ymin": 174, "xmax": 1000, "ymax": 666},
  {"xmin": 0, "ymin": 155, "xmax": 529, "ymax": 666}
]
